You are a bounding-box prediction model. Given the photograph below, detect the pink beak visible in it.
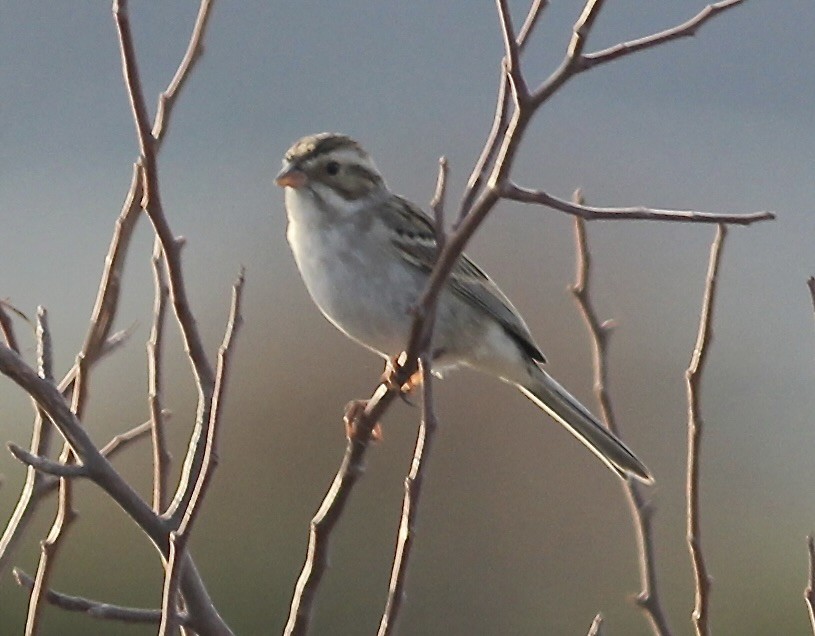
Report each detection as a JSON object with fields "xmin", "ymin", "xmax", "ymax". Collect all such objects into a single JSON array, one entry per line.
[{"xmin": 275, "ymin": 165, "xmax": 308, "ymax": 189}]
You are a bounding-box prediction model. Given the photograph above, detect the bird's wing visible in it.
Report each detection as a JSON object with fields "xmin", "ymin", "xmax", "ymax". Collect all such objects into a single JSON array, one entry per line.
[{"xmin": 384, "ymin": 195, "xmax": 545, "ymax": 363}]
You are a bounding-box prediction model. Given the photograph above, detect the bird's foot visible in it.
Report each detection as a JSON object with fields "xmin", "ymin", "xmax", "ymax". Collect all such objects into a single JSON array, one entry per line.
[
  {"xmin": 343, "ymin": 399, "xmax": 383, "ymax": 442},
  {"xmin": 381, "ymin": 352, "xmax": 423, "ymax": 403}
]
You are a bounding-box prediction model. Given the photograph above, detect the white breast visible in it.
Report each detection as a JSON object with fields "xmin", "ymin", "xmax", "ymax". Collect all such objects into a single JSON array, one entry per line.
[{"xmin": 284, "ymin": 189, "xmax": 420, "ymax": 358}]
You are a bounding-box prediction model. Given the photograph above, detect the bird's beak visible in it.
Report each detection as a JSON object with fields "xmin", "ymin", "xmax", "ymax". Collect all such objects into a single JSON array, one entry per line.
[{"xmin": 275, "ymin": 164, "xmax": 308, "ymax": 189}]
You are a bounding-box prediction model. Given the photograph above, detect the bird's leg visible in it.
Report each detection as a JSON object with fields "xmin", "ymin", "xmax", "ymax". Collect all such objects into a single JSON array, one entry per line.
[{"xmin": 343, "ymin": 399, "xmax": 383, "ymax": 442}]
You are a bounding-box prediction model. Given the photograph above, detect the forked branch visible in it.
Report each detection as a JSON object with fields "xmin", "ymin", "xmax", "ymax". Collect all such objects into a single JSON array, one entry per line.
[
  {"xmin": 286, "ymin": 2, "xmax": 764, "ymax": 633},
  {"xmin": 570, "ymin": 206, "xmax": 673, "ymax": 636}
]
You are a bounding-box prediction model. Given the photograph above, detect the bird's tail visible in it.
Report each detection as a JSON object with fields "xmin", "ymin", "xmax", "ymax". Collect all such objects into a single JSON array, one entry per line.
[{"xmin": 518, "ymin": 366, "xmax": 652, "ymax": 484}]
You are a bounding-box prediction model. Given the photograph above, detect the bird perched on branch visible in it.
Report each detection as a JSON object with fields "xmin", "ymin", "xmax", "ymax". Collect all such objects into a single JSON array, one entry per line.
[{"xmin": 275, "ymin": 132, "xmax": 652, "ymax": 484}]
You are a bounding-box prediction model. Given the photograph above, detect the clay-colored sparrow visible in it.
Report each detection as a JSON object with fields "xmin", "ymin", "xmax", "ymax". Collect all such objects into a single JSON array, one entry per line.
[{"xmin": 276, "ymin": 132, "xmax": 652, "ymax": 483}]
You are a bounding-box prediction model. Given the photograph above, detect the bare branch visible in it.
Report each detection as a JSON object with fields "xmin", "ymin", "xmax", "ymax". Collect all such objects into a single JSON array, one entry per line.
[
  {"xmin": 35, "ymin": 414, "xmax": 171, "ymax": 497},
  {"xmin": 583, "ymin": 1, "xmax": 747, "ymax": 70},
  {"xmin": 284, "ymin": 415, "xmax": 382, "ymax": 635},
  {"xmin": 568, "ymin": 0, "xmax": 606, "ymax": 61},
  {"xmin": 503, "ymin": 183, "xmax": 774, "ymax": 225},
  {"xmin": 587, "ymin": 613, "xmax": 604, "ymax": 636},
  {"xmin": 460, "ymin": 0, "xmax": 548, "ymax": 219},
  {"xmin": 152, "ymin": 0, "xmax": 215, "ymax": 143},
  {"xmin": 14, "ymin": 568, "xmax": 184, "ymax": 625},
  {"xmin": 378, "ymin": 356, "xmax": 440, "ymax": 636},
  {"xmin": 101, "ymin": 412, "xmax": 171, "ymax": 459},
  {"xmin": 158, "ymin": 532, "xmax": 186, "ymax": 636},
  {"xmin": 175, "ymin": 268, "xmax": 244, "ymax": 534},
  {"xmin": 24, "ymin": 478, "xmax": 77, "ymax": 635},
  {"xmin": 160, "ymin": 269, "xmax": 243, "ymax": 633},
  {"xmin": 114, "ymin": 0, "xmax": 225, "ymax": 532},
  {"xmin": 24, "ymin": 354, "xmax": 87, "ymax": 635},
  {"xmin": 459, "ymin": 73, "xmax": 510, "ymax": 223},
  {"xmin": 517, "ymin": 0, "xmax": 548, "ymax": 50},
  {"xmin": 80, "ymin": 144, "xmax": 143, "ymax": 367},
  {"xmin": 806, "ymin": 535, "xmax": 815, "ymax": 635},
  {"xmin": 0, "ymin": 341, "xmax": 233, "ymax": 635},
  {"xmin": 686, "ymin": 225, "xmax": 727, "ymax": 636},
  {"xmin": 7, "ymin": 444, "xmax": 87, "ymax": 479},
  {"xmin": 570, "ymin": 204, "xmax": 673, "ymax": 636},
  {"xmin": 113, "ymin": 0, "xmax": 154, "ymax": 158},
  {"xmin": 0, "ymin": 300, "xmax": 22, "ymax": 354},
  {"xmin": 99, "ymin": 324, "xmax": 137, "ymax": 359},
  {"xmin": 430, "ymin": 157, "xmax": 449, "ymax": 251},
  {"xmin": 35, "ymin": 307, "xmax": 53, "ymax": 382},
  {"xmin": 149, "ymin": 238, "xmax": 171, "ymax": 512},
  {"xmin": 1, "ymin": 3, "xmax": 230, "ymax": 633},
  {"xmin": 496, "ymin": 0, "xmax": 529, "ymax": 101},
  {"xmin": 531, "ymin": 0, "xmax": 746, "ymax": 107}
]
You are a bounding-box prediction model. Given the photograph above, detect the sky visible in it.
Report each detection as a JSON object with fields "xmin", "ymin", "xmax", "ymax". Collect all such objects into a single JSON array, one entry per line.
[{"xmin": 2, "ymin": 1, "xmax": 815, "ymax": 634}]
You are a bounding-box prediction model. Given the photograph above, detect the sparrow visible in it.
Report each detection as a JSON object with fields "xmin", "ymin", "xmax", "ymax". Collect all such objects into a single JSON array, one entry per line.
[{"xmin": 275, "ymin": 132, "xmax": 652, "ymax": 483}]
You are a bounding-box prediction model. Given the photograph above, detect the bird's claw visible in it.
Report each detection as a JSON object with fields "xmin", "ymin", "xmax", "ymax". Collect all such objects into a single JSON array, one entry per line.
[
  {"xmin": 381, "ymin": 352, "xmax": 423, "ymax": 399},
  {"xmin": 343, "ymin": 399, "xmax": 383, "ymax": 442}
]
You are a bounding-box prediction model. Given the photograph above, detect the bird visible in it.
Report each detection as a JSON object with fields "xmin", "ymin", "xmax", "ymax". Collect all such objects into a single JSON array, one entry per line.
[{"xmin": 275, "ymin": 132, "xmax": 652, "ymax": 484}]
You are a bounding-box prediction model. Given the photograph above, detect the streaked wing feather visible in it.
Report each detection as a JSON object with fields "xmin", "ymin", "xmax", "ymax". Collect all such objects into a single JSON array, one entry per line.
[{"xmin": 385, "ymin": 196, "xmax": 545, "ymax": 363}]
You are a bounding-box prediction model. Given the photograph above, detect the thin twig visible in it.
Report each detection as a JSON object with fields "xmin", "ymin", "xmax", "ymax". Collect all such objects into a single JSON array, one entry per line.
[
  {"xmin": 806, "ymin": 536, "xmax": 815, "ymax": 635},
  {"xmin": 176, "ymin": 269, "xmax": 244, "ymax": 537},
  {"xmin": 284, "ymin": 402, "xmax": 389, "ymax": 636},
  {"xmin": 152, "ymin": 0, "xmax": 213, "ymax": 144},
  {"xmin": 377, "ymin": 356, "xmax": 439, "ymax": 636},
  {"xmin": 587, "ymin": 613, "xmax": 604, "ymax": 636},
  {"xmin": 14, "ymin": 568, "xmax": 186, "ymax": 625},
  {"xmin": 420, "ymin": 158, "xmax": 449, "ymax": 349},
  {"xmin": 159, "ymin": 270, "xmax": 243, "ymax": 635},
  {"xmin": 496, "ymin": 0, "xmax": 529, "ymax": 100},
  {"xmin": 570, "ymin": 205, "xmax": 673, "ymax": 636},
  {"xmin": 583, "ymin": 0, "xmax": 746, "ymax": 70},
  {"xmin": 530, "ymin": 0, "xmax": 747, "ymax": 107},
  {"xmin": 158, "ymin": 532, "xmax": 186, "ymax": 636},
  {"xmin": 37, "ymin": 414, "xmax": 169, "ymax": 497},
  {"xmin": 458, "ymin": 73, "xmax": 509, "ymax": 224},
  {"xmin": 503, "ymin": 183, "xmax": 774, "ymax": 225},
  {"xmin": 0, "ymin": 301, "xmax": 22, "ymax": 354},
  {"xmin": 7, "ymin": 444, "xmax": 87, "ymax": 478},
  {"xmin": 79, "ymin": 166, "xmax": 143, "ymax": 366},
  {"xmin": 568, "ymin": 0, "xmax": 606, "ymax": 61},
  {"xmin": 517, "ymin": 0, "xmax": 548, "ymax": 50},
  {"xmin": 101, "ymin": 412, "xmax": 172, "ymax": 459},
  {"xmin": 25, "ymin": 354, "xmax": 86, "ymax": 635},
  {"xmin": 686, "ymin": 224, "xmax": 727, "ymax": 636},
  {"xmin": 430, "ymin": 157, "xmax": 449, "ymax": 252},
  {"xmin": 459, "ymin": 0, "xmax": 549, "ymax": 221},
  {"xmin": 0, "ymin": 309, "xmax": 58, "ymax": 578},
  {"xmin": 149, "ymin": 238, "xmax": 171, "ymax": 512}
]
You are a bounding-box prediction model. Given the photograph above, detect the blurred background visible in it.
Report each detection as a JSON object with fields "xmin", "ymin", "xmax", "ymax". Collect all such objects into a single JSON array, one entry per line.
[{"xmin": 1, "ymin": 1, "xmax": 814, "ymax": 634}]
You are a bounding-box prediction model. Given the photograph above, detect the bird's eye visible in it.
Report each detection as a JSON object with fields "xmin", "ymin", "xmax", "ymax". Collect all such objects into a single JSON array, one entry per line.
[{"xmin": 325, "ymin": 161, "xmax": 340, "ymax": 176}]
